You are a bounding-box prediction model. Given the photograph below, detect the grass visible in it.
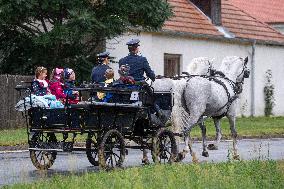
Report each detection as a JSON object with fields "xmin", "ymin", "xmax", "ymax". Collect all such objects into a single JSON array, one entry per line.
[
  {"xmin": 0, "ymin": 128, "xmax": 27, "ymax": 146},
  {"xmin": 4, "ymin": 160, "xmax": 284, "ymax": 189},
  {"xmin": 0, "ymin": 128, "xmax": 87, "ymax": 146},
  {"xmin": 190, "ymin": 116, "xmax": 284, "ymax": 139},
  {"xmin": 1, "ymin": 116, "xmax": 284, "ymax": 146}
]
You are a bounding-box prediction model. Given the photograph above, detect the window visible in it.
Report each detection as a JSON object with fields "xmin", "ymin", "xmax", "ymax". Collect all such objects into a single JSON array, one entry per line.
[{"xmin": 164, "ymin": 54, "xmax": 181, "ymax": 77}]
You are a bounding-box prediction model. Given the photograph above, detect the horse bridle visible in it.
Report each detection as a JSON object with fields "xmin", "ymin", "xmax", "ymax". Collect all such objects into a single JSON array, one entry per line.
[
  {"xmin": 234, "ymin": 58, "xmax": 250, "ymax": 94},
  {"xmin": 236, "ymin": 59, "xmax": 250, "ymax": 79}
]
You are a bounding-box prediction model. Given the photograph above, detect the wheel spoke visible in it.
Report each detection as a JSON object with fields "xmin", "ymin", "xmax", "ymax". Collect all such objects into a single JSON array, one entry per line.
[
  {"xmin": 40, "ymin": 153, "xmax": 45, "ymax": 165},
  {"xmin": 113, "ymin": 154, "xmax": 119, "ymax": 165},
  {"xmin": 92, "ymin": 152, "xmax": 97, "ymax": 157},
  {"xmin": 113, "ymin": 153, "xmax": 120, "ymax": 159},
  {"xmin": 106, "ymin": 157, "xmax": 111, "ymax": 166},
  {"xmin": 43, "ymin": 152, "xmax": 50, "ymax": 165},
  {"xmin": 36, "ymin": 151, "xmax": 42, "ymax": 159},
  {"xmin": 166, "ymin": 149, "xmax": 171, "ymax": 155},
  {"xmin": 30, "ymin": 133, "xmax": 57, "ymax": 170},
  {"xmin": 110, "ymin": 154, "xmax": 114, "ymax": 167},
  {"xmin": 161, "ymin": 138, "xmax": 167, "ymax": 145},
  {"xmin": 165, "ymin": 140, "xmax": 171, "ymax": 147},
  {"xmin": 153, "ymin": 130, "xmax": 177, "ymax": 164},
  {"xmin": 99, "ymin": 130, "xmax": 124, "ymax": 170}
]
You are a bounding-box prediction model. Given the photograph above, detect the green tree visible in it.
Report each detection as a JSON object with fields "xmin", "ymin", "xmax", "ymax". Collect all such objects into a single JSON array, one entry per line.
[{"xmin": 0, "ymin": 0, "xmax": 172, "ymax": 81}]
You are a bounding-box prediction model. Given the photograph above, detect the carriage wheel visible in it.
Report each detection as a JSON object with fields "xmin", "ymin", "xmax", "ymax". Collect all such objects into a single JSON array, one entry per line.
[
  {"xmin": 152, "ymin": 129, "xmax": 177, "ymax": 164},
  {"xmin": 86, "ymin": 137, "xmax": 99, "ymax": 166},
  {"xmin": 98, "ymin": 129, "xmax": 125, "ymax": 170},
  {"xmin": 29, "ymin": 132, "xmax": 57, "ymax": 170}
]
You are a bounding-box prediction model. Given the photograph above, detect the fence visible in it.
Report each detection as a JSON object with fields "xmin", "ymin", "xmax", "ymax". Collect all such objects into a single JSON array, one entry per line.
[{"xmin": 0, "ymin": 75, "xmax": 33, "ymax": 129}]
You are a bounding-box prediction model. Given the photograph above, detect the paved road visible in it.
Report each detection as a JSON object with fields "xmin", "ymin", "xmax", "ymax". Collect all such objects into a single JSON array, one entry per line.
[{"xmin": 0, "ymin": 138, "xmax": 284, "ymax": 187}]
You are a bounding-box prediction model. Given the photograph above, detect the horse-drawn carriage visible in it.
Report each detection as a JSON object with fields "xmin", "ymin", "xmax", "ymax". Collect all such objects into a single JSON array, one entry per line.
[
  {"xmin": 15, "ymin": 56, "xmax": 250, "ymax": 170},
  {"xmin": 15, "ymin": 82, "xmax": 178, "ymax": 170}
]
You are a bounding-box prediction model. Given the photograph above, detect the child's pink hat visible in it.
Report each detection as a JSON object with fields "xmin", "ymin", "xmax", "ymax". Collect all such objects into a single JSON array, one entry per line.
[{"xmin": 54, "ymin": 68, "xmax": 64, "ymax": 80}]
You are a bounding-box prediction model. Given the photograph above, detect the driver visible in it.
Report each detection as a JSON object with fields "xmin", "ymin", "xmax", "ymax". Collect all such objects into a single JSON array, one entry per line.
[
  {"xmin": 119, "ymin": 39, "xmax": 167, "ymax": 124},
  {"xmin": 118, "ymin": 39, "xmax": 155, "ymax": 82}
]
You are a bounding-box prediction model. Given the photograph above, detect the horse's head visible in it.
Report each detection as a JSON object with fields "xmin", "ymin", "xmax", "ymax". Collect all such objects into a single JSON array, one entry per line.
[
  {"xmin": 220, "ymin": 56, "xmax": 250, "ymax": 82},
  {"xmin": 236, "ymin": 56, "xmax": 250, "ymax": 83},
  {"xmin": 186, "ymin": 57, "xmax": 213, "ymax": 76}
]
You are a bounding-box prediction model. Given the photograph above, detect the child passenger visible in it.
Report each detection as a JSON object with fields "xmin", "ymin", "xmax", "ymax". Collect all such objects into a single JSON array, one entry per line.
[
  {"xmin": 49, "ymin": 68, "xmax": 66, "ymax": 102},
  {"xmin": 97, "ymin": 69, "xmax": 114, "ymax": 101},
  {"xmin": 32, "ymin": 66, "xmax": 50, "ymax": 96},
  {"xmin": 115, "ymin": 64, "xmax": 135, "ymax": 85},
  {"xmin": 63, "ymin": 68, "xmax": 79, "ymax": 104}
]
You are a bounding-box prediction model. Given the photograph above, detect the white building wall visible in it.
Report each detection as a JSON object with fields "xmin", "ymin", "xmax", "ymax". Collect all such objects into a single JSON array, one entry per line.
[
  {"xmin": 254, "ymin": 45, "xmax": 284, "ymax": 115},
  {"xmin": 106, "ymin": 32, "xmax": 284, "ymax": 116},
  {"xmin": 106, "ymin": 33, "xmax": 154, "ymax": 78}
]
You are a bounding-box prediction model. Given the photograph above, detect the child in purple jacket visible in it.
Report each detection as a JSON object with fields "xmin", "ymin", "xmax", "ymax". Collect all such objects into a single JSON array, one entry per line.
[{"xmin": 63, "ymin": 68, "xmax": 79, "ymax": 104}]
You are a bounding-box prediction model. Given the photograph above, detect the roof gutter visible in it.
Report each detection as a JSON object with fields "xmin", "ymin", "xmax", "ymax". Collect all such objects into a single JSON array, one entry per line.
[
  {"xmin": 154, "ymin": 29, "xmax": 284, "ymax": 47},
  {"xmin": 250, "ymin": 40, "xmax": 256, "ymax": 117}
]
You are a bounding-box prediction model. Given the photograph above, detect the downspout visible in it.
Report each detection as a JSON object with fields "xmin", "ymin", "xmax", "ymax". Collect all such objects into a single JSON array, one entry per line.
[{"xmin": 250, "ymin": 40, "xmax": 256, "ymax": 116}]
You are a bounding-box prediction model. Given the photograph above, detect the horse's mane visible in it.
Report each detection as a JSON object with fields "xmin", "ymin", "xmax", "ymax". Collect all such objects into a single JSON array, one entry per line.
[
  {"xmin": 219, "ymin": 56, "xmax": 243, "ymax": 81},
  {"xmin": 186, "ymin": 57, "xmax": 212, "ymax": 75},
  {"xmin": 219, "ymin": 56, "xmax": 237, "ymax": 71}
]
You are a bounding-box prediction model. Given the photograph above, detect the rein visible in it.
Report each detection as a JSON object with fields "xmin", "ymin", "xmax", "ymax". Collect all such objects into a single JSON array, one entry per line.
[
  {"xmin": 210, "ymin": 62, "xmax": 248, "ymax": 118},
  {"xmin": 209, "ymin": 76, "xmax": 239, "ymax": 119}
]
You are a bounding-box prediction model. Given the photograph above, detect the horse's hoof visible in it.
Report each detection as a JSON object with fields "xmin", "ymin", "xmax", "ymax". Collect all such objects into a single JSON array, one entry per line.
[
  {"xmin": 142, "ymin": 158, "xmax": 150, "ymax": 165},
  {"xmin": 192, "ymin": 152, "xmax": 199, "ymax": 163},
  {"xmin": 202, "ymin": 151, "xmax": 209, "ymax": 157},
  {"xmin": 172, "ymin": 156, "xmax": 179, "ymax": 163},
  {"xmin": 177, "ymin": 152, "xmax": 186, "ymax": 162},
  {"xmin": 233, "ymin": 154, "xmax": 240, "ymax": 160},
  {"xmin": 207, "ymin": 144, "xmax": 218, "ymax": 150}
]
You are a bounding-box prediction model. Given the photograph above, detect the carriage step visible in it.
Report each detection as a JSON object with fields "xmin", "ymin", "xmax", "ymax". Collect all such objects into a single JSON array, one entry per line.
[
  {"xmin": 29, "ymin": 148, "xmax": 63, "ymax": 152},
  {"xmin": 29, "ymin": 142, "xmax": 74, "ymax": 152}
]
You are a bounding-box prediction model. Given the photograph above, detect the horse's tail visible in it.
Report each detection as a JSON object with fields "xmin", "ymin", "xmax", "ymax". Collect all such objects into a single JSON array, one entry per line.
[{"xmin": 171, "ymin": 88, "xmax": 190, "ymax": 134}]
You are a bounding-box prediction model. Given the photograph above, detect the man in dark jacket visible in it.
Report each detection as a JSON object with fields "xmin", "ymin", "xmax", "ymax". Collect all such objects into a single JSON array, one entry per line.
[
  {"xmin": 120, "ymin": 39, "xmax": 167, "ymax": 119},
  {"xmin": 118, "ymin": 39, "xmax": 155, "ymax": 82},
  {"xmin": 91, "ymin": 51, "xmax": 111, "ymax": 83}
]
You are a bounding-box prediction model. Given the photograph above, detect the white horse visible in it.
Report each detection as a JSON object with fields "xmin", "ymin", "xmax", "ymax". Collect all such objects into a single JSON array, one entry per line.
[
  {"xmin": 139, "ymin": 57, "xmax": 213, "ymax": 163},
  {"xmin": 171, "ymin": 57, "xmax": 213, "ymax": 135},
  {"xmin": 152, "ymin": 57, "xmax": 214, "ymax": 132},
  {"xmin": 179, "ymin": 56, "xmax": 249, "ymax": 161}
]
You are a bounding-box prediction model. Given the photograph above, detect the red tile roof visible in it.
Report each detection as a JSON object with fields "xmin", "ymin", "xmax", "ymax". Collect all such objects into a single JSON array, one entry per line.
[
  {"xmin": 228, "ymin": 0, "xmax": 284, "ymax": 24},
  {"xmin": 222, "ymin": 1, "xmax": 284, "ymax": 43},
  {"xmin": 163, "ymin": 0, "xmax": 222, "ymax": 36},
  {"xmin": 162, "ymin": 0, "xmax": 284, "ymax": 44}
]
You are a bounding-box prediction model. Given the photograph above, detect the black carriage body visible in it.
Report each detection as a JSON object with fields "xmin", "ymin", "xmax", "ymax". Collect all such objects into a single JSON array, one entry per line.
[
  {"xmin": 18, "ymin": 82, "xmax": 173, "ymax": 134},
  {"xmin": 15, "ymin": 82, "xmax": 176, "ymax": 170}
]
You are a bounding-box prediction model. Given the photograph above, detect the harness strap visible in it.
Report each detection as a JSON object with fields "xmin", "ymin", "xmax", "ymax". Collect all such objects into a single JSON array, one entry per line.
[
  {"xmin": 187, "ymin": 75, "xmax": 239, "ymax": 119},
  {"xmin": 211, "ymin": 76, "xmax": 240, "ymax": 118}
]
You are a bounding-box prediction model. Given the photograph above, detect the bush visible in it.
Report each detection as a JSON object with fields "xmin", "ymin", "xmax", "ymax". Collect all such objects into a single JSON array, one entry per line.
[{"xmin": 264, "ymin": 69, "xmax": 275, "ymax": 116}]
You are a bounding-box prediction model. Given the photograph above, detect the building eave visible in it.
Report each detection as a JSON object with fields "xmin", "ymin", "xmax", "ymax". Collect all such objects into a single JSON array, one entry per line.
[{"xmin": 150, "ymin": 29, "xmax": 284, "ymax": 47}]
